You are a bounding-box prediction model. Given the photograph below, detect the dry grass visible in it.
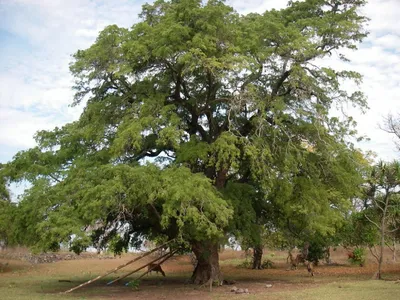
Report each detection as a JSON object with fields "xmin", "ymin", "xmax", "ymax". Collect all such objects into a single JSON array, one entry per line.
[{"xmin": 0, "ymin": 247, "xmax": 399, "ymax": 300}]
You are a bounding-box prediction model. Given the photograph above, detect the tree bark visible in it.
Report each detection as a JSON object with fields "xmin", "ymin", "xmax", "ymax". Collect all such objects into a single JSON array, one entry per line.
[
  {"xmin": 377, "ymin": 226, "xmax": 384, "ymax": 279},
  {"xmin": 302, "ymin": 242, "xmax": 310, "ymax": 259},
  {"xmin": 191, "ymin": 240, "xmax": 222, "ymax": 285},
  {"xmin": 375, "ymin": 192, "xmax": 390, "ymax": 280},
  {"xmin": 252, "ymin": 245, "xmax": 263, "ymax": 269},
  {"xmin": 215, "ymin": 168, "xmax": 228, "ymax": 189},
  {"xmin": 324, "ymin": 246, "xmax": 331, "ymax": 264}
]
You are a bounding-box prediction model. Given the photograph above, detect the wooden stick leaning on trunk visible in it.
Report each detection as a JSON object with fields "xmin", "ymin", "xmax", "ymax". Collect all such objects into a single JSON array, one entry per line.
[
  {"xmin": 109, "ymin": 249, "xmax": 178, "ymax": 285},
  {"xmin": 63, "ymin": 239, "xmax": 174, "ymax": 294},
  {"xmin": 107, "ymin": 249, "xmax": 173, "ymax": 285},
  {"xmin": 133, "ymin": 249, "xmax": 178, "ymax": 281}
]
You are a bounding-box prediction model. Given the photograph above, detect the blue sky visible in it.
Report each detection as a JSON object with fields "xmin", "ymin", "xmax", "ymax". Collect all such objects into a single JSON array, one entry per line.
[{"xmin": 0, "ymin": 0, "xmax": 400, "ymax": 168}]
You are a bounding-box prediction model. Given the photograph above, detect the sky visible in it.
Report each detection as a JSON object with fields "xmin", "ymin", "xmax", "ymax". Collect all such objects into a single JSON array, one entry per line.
[{"xmin": 0, "ymin": 0, "xmax": 400, "ymax": 168}]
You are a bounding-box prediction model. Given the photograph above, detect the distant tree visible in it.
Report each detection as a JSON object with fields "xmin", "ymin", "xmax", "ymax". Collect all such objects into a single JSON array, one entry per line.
[
  {"xmin": 3, "ymin": 0, "xmax": 368, "ymax": 284},
  {"xmin": 385, "ymin": 195, "xmax": 400, "ymax": 262},
  {"xmin": 0, "ymin": 165, "xmax": 14, "ymax": 248},
  {"xmin": 381, "ymin": 114, "xmax": 400, "ymax": 262},
  {"xmin": 0, "ymin": 164, "xmax": 10, "ymax": 202},
  {"xmin": 339, "ymin": 211, "xmax": 378, "ymax": 266},
  {"xmin": 382, "ymin": 114, "xmax": 400, "ymax": 152},
  {"xmin": 363, "ymin": 161, "xmax": 400, "ymax": 279}
]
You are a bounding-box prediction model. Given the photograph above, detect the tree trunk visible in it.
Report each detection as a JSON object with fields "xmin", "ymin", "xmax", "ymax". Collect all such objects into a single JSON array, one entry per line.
[
  {"xmin": 215, "ymin": 168, "xmax": 228, "ymax": 189},
  {"xmin": 252, "ymin": 245, "xmax": 263, "ymax": 269},
  {"xmin": 376, "ymin": 194, "xmax": 390, "ymax": 280},
  {"xmin": 302, "ymin": 242, "xmax": 310, "ymax": 259},
  {"xmin": 392, "ymin": 240, "xmax": 396, "ymax": 262},
  {"xmin": 191, "ymin": 240, "xmax": 222, "ymax": 285},
  {"xmin": 324, "ymin": 246, "xmax": 331, "ymax": 264},
  {"xmin": 374, "ymin": 217, "xmax": 386, "ymax": 279},
  {"xmin": 377, "ymin": 234, "xmax": 384, "ymax": 279}
]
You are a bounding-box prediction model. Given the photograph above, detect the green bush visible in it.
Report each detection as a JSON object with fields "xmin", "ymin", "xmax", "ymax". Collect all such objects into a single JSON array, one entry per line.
[
  {"xmin": 126, "ymin": 279, "xmax": 141, "ymax": 290},
  {"xmin": 237, "ymin": 259, "xmax": 252, "ymax": 269},
  {"xmin": 306, "ymin": 241, "xmax": 325, "ymax": 264},
  {"xmin": 349, "ymin": 248, "xmax": 366, "ymax": 266},
  {"xmin": 261, "ymin": 259, "xmax": 275, "ymax": 269}
]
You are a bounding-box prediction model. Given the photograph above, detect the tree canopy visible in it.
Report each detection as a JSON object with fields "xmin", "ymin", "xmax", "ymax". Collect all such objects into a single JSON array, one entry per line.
[{"xmin": 2, "ymin": 0, "xmax": 369, "ymax": 283}]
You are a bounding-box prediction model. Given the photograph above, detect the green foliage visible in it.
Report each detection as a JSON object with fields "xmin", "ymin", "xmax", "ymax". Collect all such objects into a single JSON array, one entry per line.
[
  {"xmin": 261, "ymin": 259, "xmax": 275, "ymax": 269},
  {"xmin": 126, "ymin": 279, "xmax": 141, "ymax": 291},
  {"xmin": 69, "ymin": 237, "xmax": 91, "ymax": 255},
  {"xmin": 0, "ymin": 174, "xmax": 10, "ymax": 202},
  {"xmin": 2, "ymin": 0, "xmax": 370, "ymax": 260},
  {"xmin": 306, "ymin": 240, "xmax": 326, "ymax": 264},
  {"xmin": 237, "ymin": 258, "xmax": 274, "ymax": 269},
  {"xmin": 270, "ymin": 146, "xmax": 368, "ymax": 253},
  {"xmin": 237, "ymin": 259, "xmax": 253, "ymax": 269},
  {"xmin": 0, "ymin": 201, "xmax": 15, "ymax": 245},
  {"xmin": 349, "ymin": 248, "xmax": 366, "ymax": 266},
  {"xmin": 341, "ymin": 212, "xmax": 379, "ymax": 248}
]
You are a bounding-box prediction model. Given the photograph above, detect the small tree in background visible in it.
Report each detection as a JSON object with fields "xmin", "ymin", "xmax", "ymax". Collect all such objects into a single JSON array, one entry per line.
[
  {"xmin": 0, "ymin": 166, "xmax": 15, "ymax": 249},
  {"xmin": 340, "ymin": 212, "xmax": 378, "ymax": 266},
  {"xmin": 363, "ymin": 161, "xmax": 400, "ymax": 279}
]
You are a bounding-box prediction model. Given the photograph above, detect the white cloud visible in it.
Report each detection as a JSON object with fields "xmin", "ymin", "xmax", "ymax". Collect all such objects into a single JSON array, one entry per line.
[
  {"xmin": 363, "ymin": 0, "xmax": 400, "ymax": 35},
  {"xmin": 374, "ymin": 34, "xmax": 400, "ymax": 50},
  {"xmin": 227, "ymin": 0, "xmax": 288, "ymax": 14},
  {"xmin": 0, "ymin": 0, "xmax": 144, "ymax": 154}
]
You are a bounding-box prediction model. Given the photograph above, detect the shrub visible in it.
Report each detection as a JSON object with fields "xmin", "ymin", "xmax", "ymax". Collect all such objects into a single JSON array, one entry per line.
[
  {"xmin": 306, "ymin": 241, "xmax": 325, "ymax": 265},
  {"xmin": 261, "ymin": 259, "xmax": 275, "ymax": 269},
  {"xmin": 349, "ymin": 248, "xmax": 366, "ymax": 266},
  {"xmin": 126, "ymin": 279, "xmax": 141, "ymax": 290},
  {"xmin": 237, "ymin": 259, "xmax": 252, "ymax": 269}
]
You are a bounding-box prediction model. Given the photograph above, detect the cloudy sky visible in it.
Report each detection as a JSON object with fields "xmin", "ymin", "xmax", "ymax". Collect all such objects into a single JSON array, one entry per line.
[{"xmin": 0, "ymin": 0, "xmax": 399, "ymax": 167}]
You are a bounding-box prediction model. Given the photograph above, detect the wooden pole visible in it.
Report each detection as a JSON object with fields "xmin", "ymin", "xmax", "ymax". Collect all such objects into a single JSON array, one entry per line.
[
  {"xmin": 63, "ymin": 239, "xmax": 174, "ymax": 294},
  {"xmin": 107, "ymin": 249, "xmax": 177, "ymax": 285},
  {"xmin": 134, "ymin": 249, "xmax": 177, "ymax": 281}
]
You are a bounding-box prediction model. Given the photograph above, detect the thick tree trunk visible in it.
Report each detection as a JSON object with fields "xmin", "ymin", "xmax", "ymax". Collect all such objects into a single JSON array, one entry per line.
[
  {"xmin": 189, "ymin": 166, "xmax": 227, "ymax": 286},
  {"xmin": 215, "ymin": 168, "xmax": 228, "ymax": 189},
  {"xmin": 191, "ymin": 240, "xmax": 222, "ymax": 285},
  {"xmin": 252, "ymin": 245, "xmax": 263, "ymax": 269}
]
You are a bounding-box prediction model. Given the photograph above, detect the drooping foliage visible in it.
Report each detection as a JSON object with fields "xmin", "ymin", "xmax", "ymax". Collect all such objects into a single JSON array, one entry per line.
[{"xmin": 3, "ymin": 0, "xmax": 369, "ymax": 283}]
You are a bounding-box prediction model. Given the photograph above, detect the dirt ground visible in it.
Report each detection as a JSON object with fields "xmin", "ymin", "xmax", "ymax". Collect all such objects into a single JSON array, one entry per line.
[{"xmin": 1, "ymin": 247, "xmax": 400, "ymax": 300}]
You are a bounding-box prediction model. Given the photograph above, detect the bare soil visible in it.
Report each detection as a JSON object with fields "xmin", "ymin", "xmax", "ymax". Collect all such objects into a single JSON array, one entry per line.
[{"xmin": 1, "ymin": 247, "xmax": 399, "ymax": 300}]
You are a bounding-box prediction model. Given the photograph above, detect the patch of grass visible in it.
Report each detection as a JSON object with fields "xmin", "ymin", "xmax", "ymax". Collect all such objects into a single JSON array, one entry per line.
[
  {"xmin": 0, "ymin": 276, "xmax": 87, "ymax": 300},
  {"xmin": 271, "ymin": 280, "xmax": 400, "ymax": 300},
  {"xmin": 220, "ymin": 258, "xmax": 248, "ymax": 266}
]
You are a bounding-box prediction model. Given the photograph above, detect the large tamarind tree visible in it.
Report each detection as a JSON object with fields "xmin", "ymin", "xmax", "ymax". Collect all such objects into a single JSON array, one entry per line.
[{"xmin": 1, "ymin": 0, "xmax": 368, "ymax": 284}]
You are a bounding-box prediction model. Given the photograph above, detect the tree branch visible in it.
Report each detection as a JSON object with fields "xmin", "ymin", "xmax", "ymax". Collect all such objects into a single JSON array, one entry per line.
[
  {"xmin": 364, "ymin": 214, "xmax": 381, "ymax": 230},
  {"xmin": 368, "ymin": 245, "xmax": 380, "ymax": 262},
  {"xmin": 271, "ymin": 70, "xmax": 291, "ymax": 98},
  {"xmin": 49, "ymin": 174, "xmax": 62, "ymax": 183}
]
